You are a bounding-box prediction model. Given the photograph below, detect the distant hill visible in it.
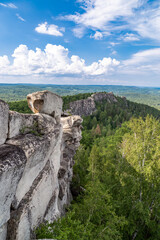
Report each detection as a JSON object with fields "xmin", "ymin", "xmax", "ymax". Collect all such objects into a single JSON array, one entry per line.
[
  {"xmin": 1, "ymin": 84, "xmax": 160, "ymax": 110},
  {"xmin": 8, "ymin": 92, "xmax": 160, "ymax": 121}
]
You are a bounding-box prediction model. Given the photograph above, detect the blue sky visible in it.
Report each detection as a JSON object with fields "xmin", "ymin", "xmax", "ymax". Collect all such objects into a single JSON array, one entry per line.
[{"xmin": 0, "ymin": 0, "xmax": 160, "ymax": 86}]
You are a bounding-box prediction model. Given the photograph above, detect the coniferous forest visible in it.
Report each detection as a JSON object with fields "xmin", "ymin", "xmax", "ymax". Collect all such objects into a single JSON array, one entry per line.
[{"xmin": 9, "ymin": 93, "xmax": 160, "ymax": 240}]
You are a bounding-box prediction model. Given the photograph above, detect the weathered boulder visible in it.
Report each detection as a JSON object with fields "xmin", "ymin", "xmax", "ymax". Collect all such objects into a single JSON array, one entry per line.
[
  {"xmin": 0, "ymin": 100, "xmax": 9, "ymax": 145},
  {"xmin": 0, "ymin": 144, "xmax": 27, "ymax": 237},
  {"xmin": 27, "ymin": 90, "xmax": 62, "ymax": 121}
]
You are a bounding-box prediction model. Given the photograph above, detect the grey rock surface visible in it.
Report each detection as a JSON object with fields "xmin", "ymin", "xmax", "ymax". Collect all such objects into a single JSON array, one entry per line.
[
  {"xmin": 27, "ymin": 90, "xmax": 62, "ymax": 121},
  {"xmin": 69, "ymin": 92, "xmax": 118, "ymax": 116},
  {"xmin": 0, "ymin": 223, "xmax": 7, "ymax": 240},
  {"xmin": 69, "ymin": 97, "xmax": 95, "ymax": 116},
  {"xmin": 58, "ymin": 116, "xmax": 83, "ymax": 214},
  {"xmin": 8, "ymin": 111, "xmax": 38, "ymax": 139},
  {"xmin": 7, "ymin": 114, "xmax": 62, "ymax": 208},
  {"xmin": 0, "ymin": 144, "xmax": 27, "ymax": 228},
  {"xmin": 91, "ymin": 92, "xmax": 117, "ymax": 103},
  {"xmin": 0, "ymin": 92, "xmax": 82, "ymax": 240},
  {"xmin": 0, "ymin": 100, "xmax": 9, "ymax": 145}
]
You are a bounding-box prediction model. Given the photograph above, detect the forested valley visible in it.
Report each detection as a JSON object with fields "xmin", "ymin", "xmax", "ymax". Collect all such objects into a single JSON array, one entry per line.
[
  {"xmin": 2, "ymin": 84, "xmax": 160, "ymax": 110},
  {"xmin": 9, "ymin": 93, "xmax": 160, "ymax": 240}
]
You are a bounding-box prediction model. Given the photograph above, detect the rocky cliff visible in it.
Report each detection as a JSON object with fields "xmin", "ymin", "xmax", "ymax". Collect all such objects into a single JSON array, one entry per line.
[
  {"xmin": 0, "ymin": 91, "xmax": 82, "ymax": 240},
  {"xmin": 69, "ymin": 92, "xmax": 118, "ymax": 116}
]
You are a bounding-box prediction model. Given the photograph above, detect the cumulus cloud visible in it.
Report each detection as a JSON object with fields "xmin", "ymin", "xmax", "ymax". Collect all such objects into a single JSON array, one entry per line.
[
  {"xmin": 0, "ymin": 2, "xmax": 17, "ymax": 8},
  {"xmin": 0, "ymin": 55, "xmax": 10, "ymax": 67},
  {"xmin": 1, "ymin": 45, "xmax": 160, "ymax": 86},
  {"xmin": 35, "ymin": 22, "xmax": 65, "ymax": 36},
  {"xmin": 90, "ymin": 31, "xmax": 103, "ymax": 40},
  {"xmin": 0, "ymin": 44, "xmax": 120, "ymax": 76}
]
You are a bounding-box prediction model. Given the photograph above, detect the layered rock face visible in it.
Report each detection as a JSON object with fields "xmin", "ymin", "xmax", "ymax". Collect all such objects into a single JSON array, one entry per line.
[
  {"xmin": 0, "ymin": 91, "xmax": 82, "ymax": 240},
  {"xmin": 69, "ymin": 92, "xmax": 118, "ymax": 116}
]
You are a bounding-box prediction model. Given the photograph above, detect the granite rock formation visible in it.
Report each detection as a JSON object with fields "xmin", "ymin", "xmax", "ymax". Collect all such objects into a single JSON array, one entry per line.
[
  {"xmin": 69, "ymin": 92, "xmax": 118, "ymax": 116},
  {"xmin": 0, "ymin": 91, "xmax": 82, "ymax": 240}
]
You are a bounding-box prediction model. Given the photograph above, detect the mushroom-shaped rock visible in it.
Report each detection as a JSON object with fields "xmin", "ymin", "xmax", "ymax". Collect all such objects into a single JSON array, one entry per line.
[{"xmin": 27, "ymin": 91, "xmax": 63, "ymax": 120}]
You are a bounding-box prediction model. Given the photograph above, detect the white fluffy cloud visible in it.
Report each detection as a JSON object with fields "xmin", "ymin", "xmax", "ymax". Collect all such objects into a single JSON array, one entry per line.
[
  {"xmin": 90, "ymin": 31, "xmax": 103, "ymax": 40},
  {"xmin": 35, "ymin": 22, "xmax": 65, "ymax": 36},
  {"xmin": 0, "ymin": 44, "xmax": 120, "ymax": 76},
  {"xmin": 0, "ymin": 56, "xmax": 10, "ymax": 68},
  {"xmin": 1, "ymin": 45, "xmax": 160, "ymax": 86}
]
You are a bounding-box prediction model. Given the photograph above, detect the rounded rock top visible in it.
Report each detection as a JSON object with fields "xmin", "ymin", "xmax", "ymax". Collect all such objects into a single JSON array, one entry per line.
[{"xmin": 27, "ymin": 90, "xmax": 63, "ymax": 118}]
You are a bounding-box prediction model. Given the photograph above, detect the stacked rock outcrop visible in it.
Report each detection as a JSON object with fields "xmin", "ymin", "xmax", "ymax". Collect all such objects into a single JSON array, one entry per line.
[
  {"xmin": 0, "ymin": 91, "xmax": 82, "ymax": 240},
  {"xmin": 69, "ymin": 92, "xmax": 118, "ymax": 116}
]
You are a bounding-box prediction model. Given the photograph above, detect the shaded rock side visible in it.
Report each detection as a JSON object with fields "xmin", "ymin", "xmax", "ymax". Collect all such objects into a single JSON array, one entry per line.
[
  {"xmin": 59, "ymin": 116, "xmax": 82, "ymax": 215},
  {"xmin": 0, "ymin": 145, "xmax": 27, "ymax": 240},
  {"xmin": 69, "ymin": 97, "xmax": 96, "ymax": 116},
  {"xmin": 0, "ymin": 100, "xmax": 9, "ymax": 145},
  {"xmin": 69, "ymin": 92, "xmax": 118, "ymax": 116}
]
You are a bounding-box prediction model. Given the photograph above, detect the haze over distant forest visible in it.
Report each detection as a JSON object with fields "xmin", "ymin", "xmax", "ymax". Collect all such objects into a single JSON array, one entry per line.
[{"xmin": 1, "ymin": 84, "xmax": 160, "ymax": 110}]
